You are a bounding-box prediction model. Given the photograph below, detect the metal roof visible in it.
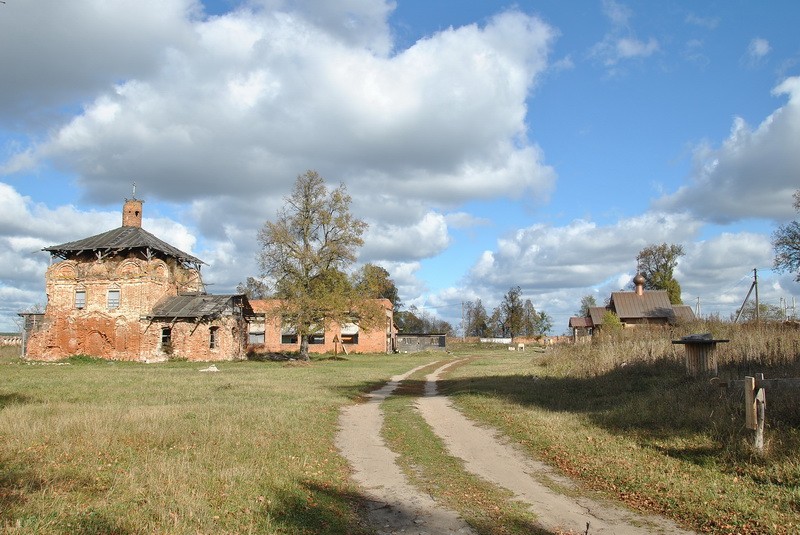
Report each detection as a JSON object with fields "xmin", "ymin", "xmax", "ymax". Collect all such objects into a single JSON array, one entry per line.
[
  {"xmin": 588, "ymin": 306, "xmax": 607, "ymax": 325},
  {"xmin": 569, "ymin": 316, "xmax": 593, "ymax": 328},
  {"xmin": 44, "ymin": 226, "xmax": 203, "ymax": 265},
  {"xmin": 149, "ymin": 294, "xmax": 252, "ymax": 320},
  {"xmin": 672, "ymin": 305, "xmax": 696, "ymax": 323},
  {"xmin": 610, "ymin": 291, "xmax": 675, "ymax": 320}
]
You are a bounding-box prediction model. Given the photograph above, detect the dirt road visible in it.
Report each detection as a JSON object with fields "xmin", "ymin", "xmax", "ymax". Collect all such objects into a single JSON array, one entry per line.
[{"xmin": 336, "ymin": 359, "xmax": 695, "ymax": 535}]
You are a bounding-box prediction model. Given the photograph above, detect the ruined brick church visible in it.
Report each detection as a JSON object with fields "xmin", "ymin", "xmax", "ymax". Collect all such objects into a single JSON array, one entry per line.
[
  {"xmin": 23, "ymin": 198, "xmax": 252, "ymax": 361},
  {"xmin": 22, "ymin": 197, "xmax": 395, "ymax": 361}
]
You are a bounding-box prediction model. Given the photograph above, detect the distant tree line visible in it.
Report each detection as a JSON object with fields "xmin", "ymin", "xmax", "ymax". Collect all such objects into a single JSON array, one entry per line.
[{"xmin": 462, "ymin": 286, "xmax": 552, "ymax": 338}]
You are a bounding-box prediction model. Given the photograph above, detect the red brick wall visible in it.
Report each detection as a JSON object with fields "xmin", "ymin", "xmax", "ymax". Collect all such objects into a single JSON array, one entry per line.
[
  {"xmin": 249, "ymin": 299, "xmax": 394, "ymax": 355},
  {"xmin": 25, "ymin": 255, "xmax": 225, "ymax": 361},
  {"xmin": 141, "ymin": 316, "xmax": 249, "ymax": 362}
]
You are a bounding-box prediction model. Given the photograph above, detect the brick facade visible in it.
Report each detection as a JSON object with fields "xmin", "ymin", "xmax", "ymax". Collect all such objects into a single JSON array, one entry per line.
[
  {"xmin": 24, "ymin": 199, "xmax": 250, "ymax": 362},
  {"xmin": 248, "ymin": 299, "xmax": 395, "ymax": 355}
]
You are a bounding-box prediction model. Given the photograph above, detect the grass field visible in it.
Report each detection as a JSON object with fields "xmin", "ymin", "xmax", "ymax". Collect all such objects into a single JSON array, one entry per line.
[
  {"xmin": 0, "ymin": 349, "xmax": 430, "ymax": 534},
  {"xmin": 444, "ymin": 323, "xmax": 800, "ymax": 535},
  {"xmin": 2, "ymin": 321, "xmax": 799, "ymax": 534}
]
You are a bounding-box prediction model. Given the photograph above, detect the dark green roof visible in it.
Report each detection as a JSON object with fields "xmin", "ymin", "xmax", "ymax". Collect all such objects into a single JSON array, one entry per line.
[{"xmin": 44, "ymin": 226, "xmax": 203, "ymax": 265}]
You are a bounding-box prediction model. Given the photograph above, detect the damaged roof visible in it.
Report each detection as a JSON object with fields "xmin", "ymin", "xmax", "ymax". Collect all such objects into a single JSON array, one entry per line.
[
  {"xmin": 44, "ymin": 226, "xmax": 203, "ymax": 265},
  {"xmin": 149, "ymin": 294, "xmax": 253, "ymax": 320}
]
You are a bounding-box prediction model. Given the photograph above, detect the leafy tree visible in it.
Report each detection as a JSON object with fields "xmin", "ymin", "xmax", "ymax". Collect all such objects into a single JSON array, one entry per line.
[
  {"xmin": 601, "ymin": 310, "xmax": 623, "ymax": 332},
  {"xmin": 773, "ymin": 189, "xmax": 800, "ymax": 282},
  {"xmin": 533, "ymin": 310, "xmax": 553, "ymax": 336},
  {"xmin": 577, "ymin": 294, "xmax": 597, "ymax": 317},
  {"xmin": 236, "ymin": 277, "xmax": 270, "ymax": 299},
  {"xmin": 500, "ymin": 286, "xmax": 525, "ymax": 337},
  {"xmin": 395, "ymin": 305, "xmax": 453, "ymax": 334},
  {"xmin": 521, "ymin": 300, "xmax": 537, "ymax": 336},
  {"xmin": 463, "ymin": 299, "xmax": 489, "ymax": 337},
  {"xmin": 637, "ymin": 243, "xmax": 685, "ymax": 304},
  {"xmin": 488, "ymin": 306, "xmax": 504, "ymax": 337},
  {"xmin": 394, "ymin": 308, "xmax": 423, "ymax": 333},
  {"xmin": 353, "ymin": 263, "xmax": 401, "ymax": 309},
  {"xmin": 257, "ymin": 170, "xmax": 380, "ymax": 360}
]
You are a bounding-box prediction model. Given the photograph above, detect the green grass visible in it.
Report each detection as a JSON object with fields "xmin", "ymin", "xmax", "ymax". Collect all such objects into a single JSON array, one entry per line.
[{"xmin": 0, "ymin": 348, "xmax": 429, "ymax": 534}]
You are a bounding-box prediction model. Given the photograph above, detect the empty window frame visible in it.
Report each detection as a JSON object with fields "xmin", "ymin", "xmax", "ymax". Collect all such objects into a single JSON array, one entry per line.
[
  {"xmin": 161, "ymin": 327, "xmax": 172, "ymax": 348},
  {"xmin": 209, "ymin": 326, "xmax": 219, "ymax": 349},
  {"xmin": 308, "ymin": 333, "xmax": 325, "ymax": 344},
  {"xmin": 281, "ymin": 322, "xmax": 298, "ymax": 344},
  {"xmin": 281, "ymin": 333, "xmax": 298, "ymax": 344},
  {"xmin": 107, "ymin": 288, "xmax": 120, "ymax": 310},
  {"xmin": 248, "ymin": 322, "xmax": 265, "ymax": 344},
  {"xmin": 75, "ymin": 289, "xmax": 86, "ymax": 309},
  {"xmin": 340, "ymin": 322, "xmax": 359, "ymax": 344}
]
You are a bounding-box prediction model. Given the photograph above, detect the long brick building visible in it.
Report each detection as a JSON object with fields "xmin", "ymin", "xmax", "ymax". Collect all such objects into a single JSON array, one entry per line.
[{"xmin": 248, "ymin": 299, "xmax": 395, "ymax": 355}]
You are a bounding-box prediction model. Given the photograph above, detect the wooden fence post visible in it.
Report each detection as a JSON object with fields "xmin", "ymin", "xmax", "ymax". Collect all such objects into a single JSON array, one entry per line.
[{"xmin": 744, "ymin": 374, "xmax": 766, "ymax": 454}]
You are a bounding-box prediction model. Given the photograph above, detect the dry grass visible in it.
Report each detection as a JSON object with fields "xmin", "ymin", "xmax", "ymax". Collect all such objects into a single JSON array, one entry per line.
[
  {"xmin": 0, "ymin": 349, "xmax": 428, "ymax": 534},
  {"xmin": 444, "ymin": 321, "xmax": 800, "ymax": 534}
]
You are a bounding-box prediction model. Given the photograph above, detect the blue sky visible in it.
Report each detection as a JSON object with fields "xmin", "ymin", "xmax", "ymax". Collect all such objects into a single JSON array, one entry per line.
[{"xmin": 1, "ymin": 0, "xmax": 799, "ymax": 333}]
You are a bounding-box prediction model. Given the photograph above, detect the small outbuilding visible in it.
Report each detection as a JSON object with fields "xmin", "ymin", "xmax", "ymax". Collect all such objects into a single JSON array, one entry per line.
[
  {"xmin": 395, "ymin": 333, "xmax": 447, "ymax": 353},
  {"xmin": 568, "ymin": 273, "xmax": 695, "ymax": 337}
]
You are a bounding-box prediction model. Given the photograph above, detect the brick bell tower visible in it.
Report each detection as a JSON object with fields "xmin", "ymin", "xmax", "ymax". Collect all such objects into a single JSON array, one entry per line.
[{"xmin": 122, "ymin": 183, "xmax": 144, "ymax": 228}]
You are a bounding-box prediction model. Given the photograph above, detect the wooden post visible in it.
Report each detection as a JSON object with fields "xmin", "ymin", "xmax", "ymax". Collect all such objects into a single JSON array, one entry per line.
[
  {"xmin": 684, "ymin": 343, "xmax": 718, "ymax": 376},
  {"xmin": 744, "ymin": 374, "xmax": 766, "ymax": 454},
  {"xmin": 673, "ymin": 335, "xmax": 728, "ymax": 377},
  {"xmin": 745, "ymin": 376, "xmax": 756, "ymax": 429}
]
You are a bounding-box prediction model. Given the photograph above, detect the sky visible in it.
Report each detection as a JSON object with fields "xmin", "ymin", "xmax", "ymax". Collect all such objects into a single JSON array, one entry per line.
[{"xmin": 1, "ymin": 0, "xmax": 799, "ymax": 335}]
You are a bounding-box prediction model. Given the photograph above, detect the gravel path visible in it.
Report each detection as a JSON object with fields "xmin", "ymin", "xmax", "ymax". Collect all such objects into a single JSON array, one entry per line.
[{"xmin": 336, "ymin": 359, "xmax": 696, "ymax": 535}]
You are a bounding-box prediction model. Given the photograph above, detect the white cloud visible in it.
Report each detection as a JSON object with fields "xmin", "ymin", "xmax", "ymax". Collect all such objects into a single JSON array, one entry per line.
[
  {"xmin": 362, "ymin": 212, "xmax": 451, "ymax": 261},
  {"xmin": 685, "ymin": 13, "xmax": 719, "ymax": 30},
  {"xmin": 3, "ymin": 7, "xmax": 555, "ymax": 211},
  {"xmin": 0, "ymin": 0, "xmax": 199, "ymax": 123},
  {"xmin": 1, "ymin": 4, "xmax": 556, "ymax": 297},
  {"xmin": 445, "ymin": 212, "xmax": 491, "ymax": 230},
  {"xmin": 467, "ymin": 212, "xmax": 702, "ymax": 293},
  {"xmin": 438, "ymin": 214, "xmax": 795, "ymax": 334},
  {"xmin": 590, "ymin": 0, "xmax": 659, "ymax": 68},
  {"xmin": 615, "ymin": 37, "xmax": 659, "ymax": 60},
  {"xmin": 746, "ymin": 37, "xmax": 771, "ymax": 64},
  {"xmin": 654, "ymin": 76, "xmax": 800, "ymax": 223}
]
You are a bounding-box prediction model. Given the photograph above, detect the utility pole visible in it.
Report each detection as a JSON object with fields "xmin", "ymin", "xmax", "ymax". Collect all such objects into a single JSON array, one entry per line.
[
  {"xmin": 734, "ymin": 268, "xmax": 760, "ymax": 324},
  {"xmin": 754, "ymin": 268, "xmax": 759, "ymax": 323}
]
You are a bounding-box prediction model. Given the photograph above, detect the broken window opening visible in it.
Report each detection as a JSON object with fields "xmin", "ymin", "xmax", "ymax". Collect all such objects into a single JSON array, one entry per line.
[
  {"xmin": 107, "ymin": 288, "xmax": 120, "ymax": 310},
  {"xmin": 209, "ymin": 326, "xmax": 219, "ymax": 349},
  {"xmin": 75, "ymin": 289, "xmax": 86, "ymax": 309},
  {"xmin": 161, "ymin": 327, "xmax": 172, "ymax": 348}
]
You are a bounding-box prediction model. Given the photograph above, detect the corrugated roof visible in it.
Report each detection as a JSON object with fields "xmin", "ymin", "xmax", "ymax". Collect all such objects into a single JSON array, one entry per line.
[
  {"xmin": 149, "ymin": 294, "xmax": 252, "ymax": 319},
  {"xmin": 569, "ymin": 316, "xmax": 593, "ymax": 328},
  {"xmin": 44, "ymin": 226, "xmax": 203, "ymax": 265},
  {"xmin": 610, "ymin": 291, "xmax": 675, "ymax": 320},
  {"xmin": 672, "ymin": 305, "xmax": 696, "ymax": 323},
  {"xmin": 588, "ymin": 306, "xmax": 607, "ymax": 325}
]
